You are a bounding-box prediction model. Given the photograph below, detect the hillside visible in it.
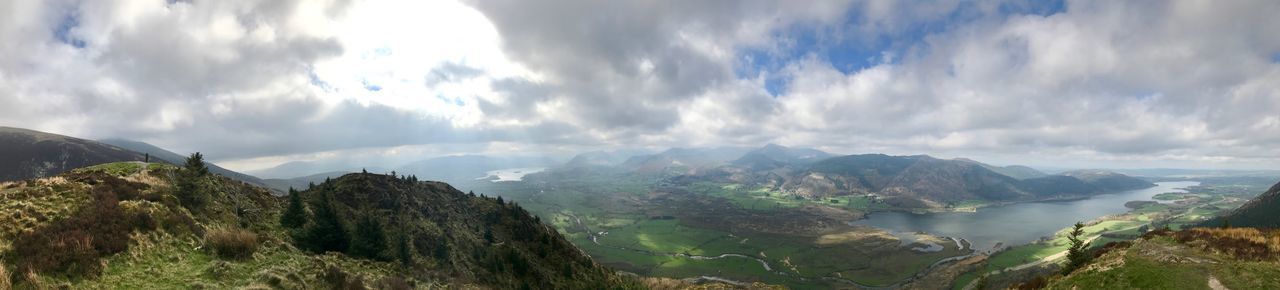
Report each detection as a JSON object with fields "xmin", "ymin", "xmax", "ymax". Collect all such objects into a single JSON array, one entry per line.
[
  {"xmin": 1060, "ymin": 169, "xmax": 1157, "ymax": 191},
  {"xmin": 620, "ymin": 147, "xmax": 751, "ymax": 173},
  {"xmin": 1033, "ymin": 228, "xmax": 1280, "ymax": 290},
  {"xmin": 0, "ymin": 162, "xmax": 636, "ymax": 289},
  {"xmin": 261, "ymin": 171, "xmax": 350, "ymax": 193},
  {"xmin": 1201, "ymin": 180, "xmax": 1280, "ymax": 229},
  {"xmin": 984, "ymin": 165, "xmax": 1049, "ymax": 180},
  {"xmin": 729, "ymin": 144, "xmax": 833, "ymax": 171},
  {"xmin": 99, "ymin": 138, "xmax": 270, "ymax": 189},
  {"xmin": 773, "ymin": 154, "xmax": 1155, "ymax": 208},
  {"xmin": 0, "ymin": 127, "xmax": 146, "ymax": 181}
]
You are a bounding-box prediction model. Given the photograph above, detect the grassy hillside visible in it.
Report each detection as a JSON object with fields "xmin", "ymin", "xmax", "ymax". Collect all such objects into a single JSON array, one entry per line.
[
  {"xmin": 1031, "ymin": 228, "xmax": 1280, "ymax": 289},
  {"xmin": 99, "ymin": 138, "xmax": 271, "ymax": 190},
  {"xmin": 0, "ymin": 162, "xmax": 638, "ymax": 289}
]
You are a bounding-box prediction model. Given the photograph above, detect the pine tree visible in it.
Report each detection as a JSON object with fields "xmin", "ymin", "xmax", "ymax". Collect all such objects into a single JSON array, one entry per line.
[
  {"xmin": 395, "ymin": 233, "xmax": 413, "ymax": 266},
  {"xmin": 280, "ymin": 188, "xmax": 307, "ymax": 229},
  {"xmin": 350, "ymin": 213, "xmax": 389, "ymax": 260},
  {"xmin": 1063, "ymin": 221, "xmax": 1091, "ymax": 274},
  {"xmin": 299, "ymin": 191, "xmax": 349, "ymax": 253},
  {"xmin": 176, "ymin": 152, "xmax": 210, "ymax": 209}
]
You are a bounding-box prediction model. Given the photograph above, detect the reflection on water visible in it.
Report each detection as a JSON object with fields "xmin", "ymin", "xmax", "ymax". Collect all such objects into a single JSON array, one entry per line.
[
  {"xmin": 477, "ymin": 167, "xmax": 546, "ymax": 182},
  {"xmin": 852, "ymin": 181, "xmax": 1199, "ymax": 251}
]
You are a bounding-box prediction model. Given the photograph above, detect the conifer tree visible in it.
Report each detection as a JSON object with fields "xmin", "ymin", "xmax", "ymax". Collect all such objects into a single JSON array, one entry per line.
[
  {"xmin": 280, "ymin": 188, "xmax": 307, "ymax": 229},
  {"xmin": 395, "ymin": 233, "xmax": 412, "ymax": 266},
  {"xmin": 350, "ymin": 213, "xmax": 389, "ymax": 260},
  {"xmin": 176, "ymin": 152, "xmax": 210, "ymax": 209},
  {"xmin": 1063, "ymin": 222, "xmax": 1091, "ymax": 274},
  {"xmin": 299, "ymin": 191, "xmax": 349, "ymax": 253}
]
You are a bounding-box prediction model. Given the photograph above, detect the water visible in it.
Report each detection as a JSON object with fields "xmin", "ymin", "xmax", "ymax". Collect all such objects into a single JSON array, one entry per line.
[
  {"xmin": 852, "ymin": 181, "xmax": 1199, "ymax": 251},
  {"xmin": 477, "ymin": 167, "xmax": 546, "ymax": 182}
]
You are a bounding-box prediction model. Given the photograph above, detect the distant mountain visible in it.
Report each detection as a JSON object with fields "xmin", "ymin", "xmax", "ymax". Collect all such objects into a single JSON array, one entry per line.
[
  {"xmin": 1110, "ymin": 168, "xmax": 1280, "ymax": 178},
  {"xmin": 260, "ymin": 171, "xmax": 350, "ymax": 192},
  {"xmin": 730, "ymin": 144, "xmax": 834, "ymax": 171},
  {"xmin": 98, "ymin": 138, "xmax": 269, "ymax": 188},
  {"xmin": 561, "ymin": 150, "xmax": 639, "ymax": 168},
  {"xmin": 1201, "ymin": 180, "xmax": 1280, "ymax": 228},
  {"xmin": 396, "ymin": 155, "xmax": 557, "ymax": 184},
  {"xmin": 768, "ymin": 154, "xmax": 1155, "ymax": 208},
  {"xmin": 620, "ymin": 146, "xmax": 751, "ymax": 173},
  {"xmin": 0, "ymin": 126, "xmax": 146, "ymax": 181},
  {"xmin": 1060, "ymin": 169, "xmax": 1156, "ymax": 191}
]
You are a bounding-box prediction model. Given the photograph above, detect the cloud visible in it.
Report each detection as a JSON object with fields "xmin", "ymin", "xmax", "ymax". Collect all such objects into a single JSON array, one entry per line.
[{"xmin": 1, "ymin": 0, "xmax": 1278, "ymax": 170}]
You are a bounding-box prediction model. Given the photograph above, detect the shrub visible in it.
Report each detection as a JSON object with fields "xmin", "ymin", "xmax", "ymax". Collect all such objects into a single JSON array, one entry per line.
[
  {"xmin": 8, "ymin": 183, "xmax": 131, "ymax": 277},
  {"xmin": 323, "ymin": 266, "xmax": 365, "ymax": 290},
  {"xmin": 207, "ymin": 227, "xmax": 260, "ymax": 260}
]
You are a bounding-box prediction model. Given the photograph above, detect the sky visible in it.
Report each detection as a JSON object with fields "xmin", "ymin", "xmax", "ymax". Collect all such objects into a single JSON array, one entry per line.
[{"xmin": 2, "ymin": 0, "xmax": 1279, "ymax": 172}]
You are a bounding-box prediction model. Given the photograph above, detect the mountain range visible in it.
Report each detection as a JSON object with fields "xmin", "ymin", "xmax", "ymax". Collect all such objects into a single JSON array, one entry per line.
[
  {"xmin": 0, "ymin": 126, "xmax": 147, "ymax": 181},
  {"xmin": 677, "ymin": 145, "xmax": 1155, "ymax": 209}
]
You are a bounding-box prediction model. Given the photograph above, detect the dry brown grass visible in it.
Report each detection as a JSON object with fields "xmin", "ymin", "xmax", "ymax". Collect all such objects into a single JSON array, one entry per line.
[
  {"xmin": 206, "ymin": 227, "xmax": 260, "ymax": 260},
  {"xmin": 0, "ymin": 263, "xmax": 10, "ymax": 290},
  {"xmin": 1165, "ymin": 227, "xmax": 1280, "ymax": 260}
]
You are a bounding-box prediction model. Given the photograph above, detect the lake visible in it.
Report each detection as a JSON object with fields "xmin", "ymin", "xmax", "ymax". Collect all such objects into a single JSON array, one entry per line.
[
  {"xmin": 478, "ymin": 167, "xmax": 546, "ymax": 182},
  {"xmin": 851, "ymin": 181, "xmax": 1199, "ymax": 251}
]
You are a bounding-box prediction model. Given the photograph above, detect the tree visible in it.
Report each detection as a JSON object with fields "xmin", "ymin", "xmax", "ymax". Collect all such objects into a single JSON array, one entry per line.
[
  {"xmin": 280, "ymin": 188, "xmax": 307, "ymax": 229},
  {"xmin": 1221, "ymin": 217, "xmax": 1232, "ymax": 229},
  {"xmin": 1063, "ymin": 221, "xmax": 1091, "ymax": 274},
  {"xmin": 350, "ymin": 213, "xmax": 388, "ymax": 260},
  {"xmin": 176, "ymin": 152, "xmax": 210, "ymax": 209},
  {"xmin": 395, "ymin": 233, "xmax": 413, "ymax": 266},
  {"xmin": 298, "ymin": 191, "xmax": 349, "ymax": 253}
]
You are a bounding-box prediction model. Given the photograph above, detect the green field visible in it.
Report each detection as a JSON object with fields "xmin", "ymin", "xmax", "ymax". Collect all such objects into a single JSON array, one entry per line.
[{"xmin": 462, "ymin": 172, "xmax": 972, "ymax": 288}]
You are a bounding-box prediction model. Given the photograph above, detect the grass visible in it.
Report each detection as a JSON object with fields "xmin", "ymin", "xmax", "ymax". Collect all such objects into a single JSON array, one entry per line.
[{"xmin": 1048, "ymin": 236, "xmax": 1280, "ymax": 290}]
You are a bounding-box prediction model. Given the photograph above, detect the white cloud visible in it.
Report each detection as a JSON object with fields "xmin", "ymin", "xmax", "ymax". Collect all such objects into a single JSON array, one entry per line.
[{"xmin": 1, "ymin": 0, "xmax": 1278, "ymax": 171}]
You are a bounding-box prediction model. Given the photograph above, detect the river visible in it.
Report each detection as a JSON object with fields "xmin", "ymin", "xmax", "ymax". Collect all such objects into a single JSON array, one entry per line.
[{"xmin": 851, "ymin": 181, "xmax": 1199, "ymax": 252}]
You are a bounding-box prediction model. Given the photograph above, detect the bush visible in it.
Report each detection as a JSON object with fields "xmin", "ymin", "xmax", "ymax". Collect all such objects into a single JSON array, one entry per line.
[
  {"xmin": 207, "ymin": 227, "xmax": 260, "ymax": 260},
  {"xmin": 8, "ymin": 182, "xmax": 132, "ymax": 277}
]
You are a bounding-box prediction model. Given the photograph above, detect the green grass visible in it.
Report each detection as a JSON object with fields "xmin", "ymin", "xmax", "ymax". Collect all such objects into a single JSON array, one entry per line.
[
  {"xmin": 1047, "ymin": 251, "xmax": 1208, "ymax": 290},
  {"xmin": 73, "ymin": 162, "xmax": 172, "ymax": 177}
]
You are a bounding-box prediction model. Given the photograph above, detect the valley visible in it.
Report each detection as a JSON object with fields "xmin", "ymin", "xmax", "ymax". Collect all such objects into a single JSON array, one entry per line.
[{"xmin": 441, "ymin": 146, "xmax": 1232, "ymax": 289}]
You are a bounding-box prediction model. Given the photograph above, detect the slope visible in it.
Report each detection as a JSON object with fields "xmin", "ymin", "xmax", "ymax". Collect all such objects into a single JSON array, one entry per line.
[
  {"xmin": 0, "ymin": 126, "xmax": 146, "ymax": 181},
  {"xmin": 1200, "ymin": 180, "xmax": 1280, "ymax": 228},
  {"xmin": 1035, "ymin": 228, "xmax": 1280, "ymax": 290},
  {"xmin": 98, "ymin": 138, "xmax": 270, "ymax": 189},
  {"xmin": 0, "ymin": 161, "xmax": 636, "ymax": 289},
  {"xmin": 729, "ymin": 144, "xmax": 834, "ymax": 171},
  {"xmin": 777, "ymin": 154, "xmax": 1154, "ymax": 208}
]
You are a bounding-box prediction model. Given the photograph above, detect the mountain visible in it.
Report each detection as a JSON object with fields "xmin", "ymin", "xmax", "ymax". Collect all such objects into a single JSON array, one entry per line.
[
  {"xmin": 1200, "ymin": 180, "xmax": 1280, "ymax": 228},
  {"xmin": 561, "ymin": 150, "xmax": 643, "ymax": 168},
  {"xmin": 986, "ymin": 165, "xmax": 1049, "ymax": 180},
  {"xmin": 1060, "ymin": 169, "xmax": 1156, "ymax": 191},
  {"xmin": 98, "ymin": 138, "xmax": 269, "ymax": 188},
  {"xmin": 396, "ymin": 155, "xmax": 557, "ymax": 184},
  {"xmin": 773, "ymin": 154, "xmax": 1155, "ymax": 208},
  {"xmin": 0, "ymin": 161, "xmax": 636, "ymax": 289},
  {"xmin": 0, "ymin": 126, "xmax": 146, "ymax": 181},
  {"xmin": 620, "ymin": 146, "xmax": 751, "ymax": 173},
  {"xmin": 730, "ymin": 144, "xmax": 834, "ymax": 171},
  {"xmin": 261, "ymin": 171, "xmax": 350, "ymax": 192}
]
